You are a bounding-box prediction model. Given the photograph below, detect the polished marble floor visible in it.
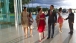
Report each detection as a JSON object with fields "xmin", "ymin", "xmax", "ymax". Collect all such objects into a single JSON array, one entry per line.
[{"xmin": 0, "ymin": 13, "xmax": 76, "ymax": 43}]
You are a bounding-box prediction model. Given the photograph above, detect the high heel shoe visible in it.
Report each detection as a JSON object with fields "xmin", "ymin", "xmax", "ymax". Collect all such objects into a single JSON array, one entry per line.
[
  {"xmin": 39, "ymin": 40, "xmax": 42, "ymax": 42},
  {"xmin": 59, "ymin": 30, "xmax": 62, "ymax": 33},
  {"xmin": 30, "ymin": 35, "xmax": 33, "ymax": 37},
  {"xmin": 25, "ymin": 35, "xmax": 28, "ymax": 38},
  {"xmin": 42, "ymin": 36, "xmax": 46, "ymax": 40}
]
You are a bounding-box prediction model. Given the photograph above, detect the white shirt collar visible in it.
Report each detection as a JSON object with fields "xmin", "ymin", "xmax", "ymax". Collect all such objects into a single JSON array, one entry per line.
[
  {"xmin": 50, "ymin": 9, "xmax": 54, "ymax": 12},
  {"xmin": 51, "ymin": 9, "xmax": 54, "ymax": 12}
]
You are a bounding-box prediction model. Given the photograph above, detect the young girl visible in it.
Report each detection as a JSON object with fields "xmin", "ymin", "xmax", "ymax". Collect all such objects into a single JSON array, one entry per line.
[
  {"xmin": 29, "ymin": 12, "xmax": 34, "ymax": 37},
  {"xmin": 58, "ymin": 8, "xmax": 64, "ymax": 33}
]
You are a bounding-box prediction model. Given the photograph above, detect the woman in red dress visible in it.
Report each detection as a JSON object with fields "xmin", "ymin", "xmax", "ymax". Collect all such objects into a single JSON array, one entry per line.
[
  {"xmin": 36, "ymin": 8, "xmax": 46, "ymax": 42},
  {"xmin": 58, "ymin": 8, "xmax": 63, "ymax": 33}
]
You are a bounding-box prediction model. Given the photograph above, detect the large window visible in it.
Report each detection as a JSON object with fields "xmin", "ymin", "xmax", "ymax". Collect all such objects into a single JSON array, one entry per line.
[{"xmin": 0, "ymin": 0, "xmax": 18, "ymax": 29}]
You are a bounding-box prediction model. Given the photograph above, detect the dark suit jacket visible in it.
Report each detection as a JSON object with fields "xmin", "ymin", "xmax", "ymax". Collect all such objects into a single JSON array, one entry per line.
[
  {"xmin": 66, "ymin": 12, "xmax": 74, "ymax": 23},
  {"xmin": 46, "ymin": 10, "xmax": 57, "ymax": 23}
]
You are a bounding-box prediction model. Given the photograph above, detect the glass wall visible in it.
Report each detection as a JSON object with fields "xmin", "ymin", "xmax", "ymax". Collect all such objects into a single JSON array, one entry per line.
[
  {"xmin": 0, "ymin": 0, "xmax": 10, "ymax": 22},
  {"xmin": 0, "ymin": 0, "xmax": 12, "ymax": 29},
  {"xmin": 0, "ymin": 0, "xmax": 22, "ymax": 29}
]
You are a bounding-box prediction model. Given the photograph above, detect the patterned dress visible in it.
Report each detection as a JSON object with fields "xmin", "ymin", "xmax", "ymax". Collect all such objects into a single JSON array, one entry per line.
[{"xmin": 21, "ymin": 11, "xmax": 29, "ymax": 27}]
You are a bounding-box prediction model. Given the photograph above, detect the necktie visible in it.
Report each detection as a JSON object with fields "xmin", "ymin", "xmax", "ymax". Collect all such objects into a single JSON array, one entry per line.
[{"xmin": 50, "ymin": 10, "xmax": 52, "ymax": 16}]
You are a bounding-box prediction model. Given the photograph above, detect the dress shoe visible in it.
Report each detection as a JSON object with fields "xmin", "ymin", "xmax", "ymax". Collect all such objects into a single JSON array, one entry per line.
[
  {"xmin": 69, "ymin": 32, "xmax": 73, "ymax": 35},
  {"xmin": 47, "ymin": 37, "xmax": 50, "ymax": 39},
  {"xmin": 51, "ymin": 36, "xmax": 53, "ymax": 38},
  {"xmin": 69, "ymin": 32, "xmax": 71, "ymax": 34}
]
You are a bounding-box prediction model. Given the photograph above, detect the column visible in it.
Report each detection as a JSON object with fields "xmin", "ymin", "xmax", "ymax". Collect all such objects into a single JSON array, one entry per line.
[{"xmin": 14, "ymin": 0, "xmax": 22, "ymax": 28}]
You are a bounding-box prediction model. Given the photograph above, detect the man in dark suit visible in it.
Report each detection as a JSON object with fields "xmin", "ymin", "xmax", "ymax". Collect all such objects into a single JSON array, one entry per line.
[
  {"xmin": 46, "ymin": 5, "xmax": 57, "ymax": 39},
  {"xmin": 65, "ymin": 8, "xmax": 74, "ymax": 35}
]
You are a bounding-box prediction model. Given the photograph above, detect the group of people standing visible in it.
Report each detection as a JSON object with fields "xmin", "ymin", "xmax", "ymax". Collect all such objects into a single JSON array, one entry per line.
[{"xmin": 21, "ymin": 5, "xmax": 74, "ymax": 42}]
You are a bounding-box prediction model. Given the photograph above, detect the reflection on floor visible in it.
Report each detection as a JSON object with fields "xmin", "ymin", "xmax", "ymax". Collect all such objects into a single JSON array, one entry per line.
[{"xmin": 0, "ymin": 13, "xmax": 76, "ymax": 43}]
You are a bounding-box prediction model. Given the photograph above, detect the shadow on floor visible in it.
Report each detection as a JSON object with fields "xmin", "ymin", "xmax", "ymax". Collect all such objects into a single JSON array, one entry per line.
[
  {"xmin": 34, "ymin": 28, "xmax": 59, "ymax": 43},
  {"xmin": 63, "ymin": 34, "xmax": 72, "ymax": 43}
]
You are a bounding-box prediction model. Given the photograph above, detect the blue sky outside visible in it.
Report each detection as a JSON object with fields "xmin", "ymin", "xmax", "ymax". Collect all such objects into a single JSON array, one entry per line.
[{"xmin": 25, "ymin": 0, "xmax": 76, "ymax": 9}]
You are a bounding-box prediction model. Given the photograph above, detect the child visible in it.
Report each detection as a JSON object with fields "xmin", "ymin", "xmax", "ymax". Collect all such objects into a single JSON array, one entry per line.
[
  {"xmin": 29, "ymin": 12, "xmax": 34, "ymax": 37},
  {"xmin": 58, "ymin": 8, "xmax": 63, "ymax": 33}
]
